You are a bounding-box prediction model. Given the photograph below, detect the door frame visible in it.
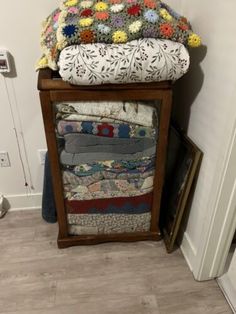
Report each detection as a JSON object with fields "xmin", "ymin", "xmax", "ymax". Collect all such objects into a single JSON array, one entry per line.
[{"xmin": 193, "ymin": 120, "xmax": 236, "ymax": 281}]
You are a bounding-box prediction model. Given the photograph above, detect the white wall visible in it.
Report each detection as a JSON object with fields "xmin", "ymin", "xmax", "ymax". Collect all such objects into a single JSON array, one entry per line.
[
  {"xmin": 170, "ymin": 0, "xmax": 236, "ymax": 277},
  {"xmin": 0, "ymin": 1, "xmax": 58, "ymax": 208}
]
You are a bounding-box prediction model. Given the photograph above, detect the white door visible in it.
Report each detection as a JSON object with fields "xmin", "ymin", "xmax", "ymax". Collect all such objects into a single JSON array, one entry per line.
[{"xmin": 193, "ymin": 120, "xmax": 236, "ymax": 281}]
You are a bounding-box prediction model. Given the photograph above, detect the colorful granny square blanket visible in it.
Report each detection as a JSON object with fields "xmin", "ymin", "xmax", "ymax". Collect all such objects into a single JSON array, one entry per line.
[{"xmin": 37, "ymin": 0, "xmax": 201, "ymax": 70}]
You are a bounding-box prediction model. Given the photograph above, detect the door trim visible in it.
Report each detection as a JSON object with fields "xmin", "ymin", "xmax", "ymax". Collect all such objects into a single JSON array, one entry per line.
[{"xmin": 193, "ymin": 120, "xmax": 236, "ymax": 281}]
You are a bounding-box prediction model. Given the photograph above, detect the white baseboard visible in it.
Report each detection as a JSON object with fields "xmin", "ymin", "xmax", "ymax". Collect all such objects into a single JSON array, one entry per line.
[
  {"xmin": 180, "ymin": 231, "xmax": 197, "ymax": 273},
  {"xmin": 5, "ymin": 193, "xmax": 42, "ymax": 211},
  {"xmin": 217, "ymin": 274, "xmax": 236, "ymax": 313}
]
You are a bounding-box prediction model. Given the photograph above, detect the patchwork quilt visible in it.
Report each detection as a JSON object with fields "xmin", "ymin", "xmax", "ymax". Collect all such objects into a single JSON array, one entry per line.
[
  {"xmin": 57, "ymin": 119, "xmax": 157, "ymax": 138},
  {"xmin": 66, "ymin": 192, "xmax": 153, "ymax": 214}
]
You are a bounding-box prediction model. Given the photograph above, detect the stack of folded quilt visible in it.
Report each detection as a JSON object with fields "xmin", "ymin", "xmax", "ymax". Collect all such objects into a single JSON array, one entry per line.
[
  {"xmin": 55, "ymin": 100, "xmax": 158, "ymax": 234},
  {"xmin": 37, "ymin": 0, "xmax": 201, "ymax": 85}
]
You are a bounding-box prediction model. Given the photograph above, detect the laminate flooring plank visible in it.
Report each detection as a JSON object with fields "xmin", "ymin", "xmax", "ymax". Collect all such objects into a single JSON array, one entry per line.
[
  {"xmin": 0, "ymin": 295, "xmax": 160, "ymax": 314},
  {"xmin": 0, "ymin": 248, "xmax": 184, "ymax": 285},
  {"xmin": 0, "ymin": 210, "xmax": 42, "ymax": 230},
  {"xmin": 34, "ymin": 223, "xmax": 58, "ymax": 241},
  {"xmin": 0, "ymin": 226, "xmax": 36, "ymax": 244},
  {"xmin": 155, "ymin": 287, "xmax": 232, "ymax": 314},
  {"xmin": 0, "ymin": 280, "xmax": 57, "ymax": 313},
  {"xmin": 55, "ymin": 274, "xmax": 152, "ymax": 304},
  {"xmin": 0, "ymin": 239, "xmax": 66, "ymax": 264},
  {"xmin": 0, "ymin": 210, "xmax": 232, "ymax": 314}
]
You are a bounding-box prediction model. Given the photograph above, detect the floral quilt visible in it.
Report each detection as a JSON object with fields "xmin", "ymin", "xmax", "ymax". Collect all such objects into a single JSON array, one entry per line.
[
  {"xmin": 37, "ymin": 0, "xmax": 201, "ymax": 70},
  {"xmin": 58, "ymin": 38, "xmax": 189, "ymax": 85},
  {"xmin": 68, "ymin": 212, "xmax": 151, "ymax": 234}
]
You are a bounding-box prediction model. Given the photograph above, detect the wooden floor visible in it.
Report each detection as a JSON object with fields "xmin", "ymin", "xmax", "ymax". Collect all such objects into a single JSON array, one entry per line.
[{"xmin": 0, "ymin": 210, "xmax": 232, "ymax": 314}]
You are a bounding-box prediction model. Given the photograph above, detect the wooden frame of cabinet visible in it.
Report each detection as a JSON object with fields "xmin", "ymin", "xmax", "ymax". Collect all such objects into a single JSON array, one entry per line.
[{"xmin": 38, "ymin": 69, "xmax": 172, "ymax": 248}]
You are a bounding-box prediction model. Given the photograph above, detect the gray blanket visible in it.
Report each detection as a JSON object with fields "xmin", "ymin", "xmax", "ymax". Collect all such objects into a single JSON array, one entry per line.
[
  {"xmin": 60, "ymin": 146, "xmax": 156, "ymax": 166},
  {"xmin": 64, "ymin": 134, "xmax": 156, "ymax": 154}
]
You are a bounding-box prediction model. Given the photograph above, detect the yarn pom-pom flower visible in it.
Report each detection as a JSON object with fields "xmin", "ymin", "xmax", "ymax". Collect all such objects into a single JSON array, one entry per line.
[
  {"xmin": 97, "ymin": 23, "xmax": 111, "ymax": 34},
  {"xmin": 180, "ymin": 17, "xmax": 188, "ymax": 24},
  {"xmin": 144, "ymin": 10, "xmax": 159, "ymax": 23},
  {"xmin": 110, "ymin": 3, "xmax": 124, "ymax": 13},
  {"xmin": 65, "ymin": 0, "xmax": 78, "ymax": 7},
  {"xmin": 62, "ymin": 24, "xmax": 78, "ymax": 38},
  {"xmin": 142, "ymin": 26, "xmax": 158, "ymax": 37},
  {"xmin": 129, "ymin": 20, "xmax": 142, "ymax": 34},
  {"xmin": 68, "ymin": 7, "xmax": 78, "ymax": 14},
  {"xmin": 53, "ymin": 22, "xmax": 58, "ymax": 30},
  {"xmin": 160, "ymin": 3, "xmax": 181, "ymax": 19},
  {"xmin": 159, "ymin": 23, "xmax": 174, "ymax": 38},
  {"xmin": 188, "ymin": 33, "xmax": 201, "ymax": 47},
  {"xmin": 80, "ymin": 0, "xmax": 93, "ymax": 8},
  {"xmin": 94, "ymin": 2, "xmax": 108, "ymax": 11},
  {"xmin": 144, "ymin": 0, "xmax": 156, "ymax": 9},
  {"xmin": 95, "ymin": 11, "xmax": 109, "ymax": 20},
  {"xmin": 111, "ymin": 16, "xmax": 125, "ymax": 28},
  {"xmin": 38, "ymin": 56, "xmax": 48, "ymax": 68},
  {"xmin": 53, "ymin": 12, "xmax": 60, "ymax": 22},
  {"xmin": 45, "ymin": 26, "xmax": 53, "ymax": 36},
  {"xmin": 110, "ymin": 0, "xmax": 122, "ymax": 3},
  {"xmin": 79, "ymin": 29, "xmax": 95, "ymax": 43},
  {"xmin": 97, "ymin": 124, "xmax": 114, "ymax": 137},
  {"xmin": 127, "ymin": 4, "xmax": 141, "ymax": 16},
  {"xmin": 178, "ymin": 22, "xmax": 189, "ymax": 31},
  {"xmin": 80, "ymin": 9, "xmax": 94, "ymax": 17},
  {"xmin": 112, "ymin": 30, "xmax": 128, "ymax": 43},
  {"xmin": 79, "ymin": 18, "xmax": 94, "ymax": 27},
  {"xmin": 160, "ymin": 8, "xmax": 173, "ymax": 21}
]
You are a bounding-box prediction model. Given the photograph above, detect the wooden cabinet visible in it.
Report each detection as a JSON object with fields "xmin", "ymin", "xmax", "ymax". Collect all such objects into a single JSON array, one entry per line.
[{"xmin": 38, "ymin": 69, "xmax": 172, "ymax": 248}]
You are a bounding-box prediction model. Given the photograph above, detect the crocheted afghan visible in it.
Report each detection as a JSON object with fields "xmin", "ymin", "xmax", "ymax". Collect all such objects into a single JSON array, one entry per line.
[{"xmin": 37, "ymin": 0, "xmax": 201, "ymax": 70}]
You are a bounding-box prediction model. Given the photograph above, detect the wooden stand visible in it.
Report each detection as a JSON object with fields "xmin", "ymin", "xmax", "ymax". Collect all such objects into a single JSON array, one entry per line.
[{"xmin": 38, "ymin": 69, "xmax": 172, "ymax": 248}]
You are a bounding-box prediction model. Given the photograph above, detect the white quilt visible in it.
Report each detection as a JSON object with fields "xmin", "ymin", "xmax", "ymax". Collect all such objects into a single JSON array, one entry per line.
[
  {"xmin": 56, "ymin": 101, "xmax": 158, "ymax": 127},
  {"xmin": 58, "ymin": 38, "xmax": 189, "ymax": 86}
]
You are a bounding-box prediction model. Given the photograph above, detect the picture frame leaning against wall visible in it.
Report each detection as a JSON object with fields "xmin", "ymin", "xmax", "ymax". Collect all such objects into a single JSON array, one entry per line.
[{"xmin": 160, "ymin": 125, "xmax": 203, "ymax": 253}]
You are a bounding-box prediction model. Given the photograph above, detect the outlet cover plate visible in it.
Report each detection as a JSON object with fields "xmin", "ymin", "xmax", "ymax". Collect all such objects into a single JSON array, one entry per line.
[
  {"xmin": 0, "ymin": 151, "xmax": 10, "ymax": 167},
  {"xmin": 38, "ymin": 149, "xmax": 47, "ymax": 165}
]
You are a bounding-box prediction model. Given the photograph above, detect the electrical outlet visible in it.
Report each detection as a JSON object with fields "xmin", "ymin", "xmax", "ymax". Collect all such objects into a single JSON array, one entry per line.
[
  {"xmin": 38, "ymin": 149, "xmax": 47, "ymax": 165},
  {"xmin": 0, "ymin": 152, "xmax": 10, "ymax": 167}
]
